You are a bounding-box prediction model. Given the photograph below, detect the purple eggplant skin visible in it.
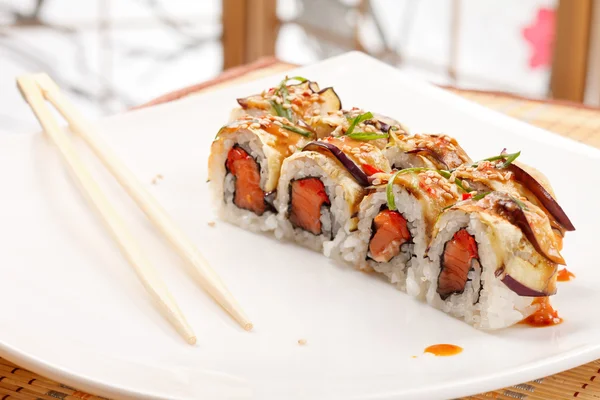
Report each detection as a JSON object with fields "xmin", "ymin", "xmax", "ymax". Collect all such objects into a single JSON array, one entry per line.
[
  {"xmin": 317, "ymin": 87, "xmax": 342, "ymax": 111},
  {"xmin": 237, "ymin": 98, "xmax": 249, "ymax": 108},
  {"xmin": 302, "ymin": 141, "xmax": 369, "ymax": 186},
  {"xmin": 500, "ymin": 273, "xmax": 556, "ymax": 297},
  {"xmin": 405, "ymin": 148, "xmax": 449, "ymax": 170},
  {"xmin": 494, "ymin": 195, "xmax": 566, "ymax": 265},
  {"xmin": 308, "ymin": 81, "xmax": 320, "ymax": 93},
  {"xmin": 297, "ymin": 119, "xmax": 316, "ymax": 134},
  {"xmin": 508, "ymin": 164, "xmax": 575, "ymax": 231}
]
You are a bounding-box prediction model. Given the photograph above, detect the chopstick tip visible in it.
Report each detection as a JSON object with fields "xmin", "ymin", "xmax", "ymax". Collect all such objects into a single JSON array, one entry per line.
[
  {"xmin": 244, "ymin": 322, "xmax": 254, "ymax": 332},
  {"xmin": 187, "ymin": 335, "xmax": 197, "ymax": 345}
]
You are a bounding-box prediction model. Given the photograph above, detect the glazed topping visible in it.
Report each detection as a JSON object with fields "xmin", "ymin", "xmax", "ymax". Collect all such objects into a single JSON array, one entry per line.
[
  {"xmin": 217, "ymin": 115, "xmax": 307, "ymax": 155},
  {"xmin": 308, "ymin": 108, "xmax": 406, "ymax": 142},
  {"xmin": 394, "ymin": 134, "xmax": 472, "ymax": 169},
  {"xmin": 455, "ymin": 192, "xmax": 564, "ymax": 265},
  {"xmin": 236, "ymin": 77, "xmax": 341, "ymax": 122},
  {"xmin": 321, "ymin": 136, "xmax": 390, "ymax": 172},
  {"xmin": 383, "ymin": 169, "xmax": 459, "ymax": 234},
  {"xmin": 302, "ymin": 136, "xmax": 391, "ymax": 186},
  {"xmin": 386, "ymin": 169, "xmax": 458, "ymax": 211},
  {"xmin": 452, "ymin": 153, "xmax": 574, "ymax": 232}
]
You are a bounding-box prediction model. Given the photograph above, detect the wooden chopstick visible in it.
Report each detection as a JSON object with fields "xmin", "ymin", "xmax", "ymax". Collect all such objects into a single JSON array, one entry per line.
[
  {"xmin": 33, "ymin": 73, "xmax": 253, "ymax": 331},
  {"xmin": 16, "ymin": 75, "xmax": 197, "ymax": 345}
]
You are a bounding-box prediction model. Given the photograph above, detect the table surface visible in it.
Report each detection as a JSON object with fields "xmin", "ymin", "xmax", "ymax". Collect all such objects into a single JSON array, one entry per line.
[{"xmin": 4, "ymin": 58, "xmax": 600, "ymax": 400}]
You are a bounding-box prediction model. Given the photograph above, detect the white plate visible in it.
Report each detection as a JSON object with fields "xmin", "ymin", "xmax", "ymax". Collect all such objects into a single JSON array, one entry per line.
[{"xmin": 1, "ymin": 52, "xmax": 599, "ymax": 400}]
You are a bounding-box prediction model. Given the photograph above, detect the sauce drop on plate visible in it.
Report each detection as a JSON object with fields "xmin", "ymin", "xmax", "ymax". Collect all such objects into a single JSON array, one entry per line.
[
  {"xmin": 424, "ymin": 344, "xmax": 463, "ymax": 357},
  {"xmin": 520, "ymin": 297, "xmax": 563, "ymax": 327},
  {"xmin": 557, "ymin": 268, "xmax": 575, "ymax": 282}
]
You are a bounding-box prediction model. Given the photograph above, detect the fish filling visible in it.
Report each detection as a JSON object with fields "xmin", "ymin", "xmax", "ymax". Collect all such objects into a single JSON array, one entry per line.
[
  {"xmin": 438, "ymin": 229, "xmax": 481, "ymax": 301},
  {"xmin": 288, "ymin": 177, "xmax": 331, "ymax": 236},
  {"xmin": 368, "ymin": 209, "xmax": 412, "ymax": 263},
  {"xmin": 226, "ymin": 145, "xmax": 268, "ymax": 216}
]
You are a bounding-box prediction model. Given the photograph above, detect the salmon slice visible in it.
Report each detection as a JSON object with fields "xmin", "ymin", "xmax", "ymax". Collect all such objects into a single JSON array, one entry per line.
[
  {"xmin": 368, "ymin": 210, "xmax": 411, "ymax": 263},
  {"xmin": 226, "ymin": 146, "xmax": 266, "ymax": 215},
  {"xmin": 289, "ymin": 178, "xmax": 331, "ymax": 235},
  {"xmin": 438, "ymin": 229, "xmax": 479, "ymax": 300}
]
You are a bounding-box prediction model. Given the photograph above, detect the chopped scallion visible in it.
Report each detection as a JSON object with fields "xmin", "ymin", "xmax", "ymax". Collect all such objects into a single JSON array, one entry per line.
[
  {"xmin": 346, "ymin": 132, "xmax": 389, "ymax": 140},
  {"xmin": 346, "ymin": 112, "xmax": 374, "ymax": 136},
  {"xmin": 281, "ymin": 124, "xmax": 311, "ymax": 137}
]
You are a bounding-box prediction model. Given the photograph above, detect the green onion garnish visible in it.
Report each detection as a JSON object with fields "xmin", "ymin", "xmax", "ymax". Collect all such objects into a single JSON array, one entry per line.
[
  {"xmin": 386, "ymin": 168, "xmax": 428, "ymax": 210},
  {"xmin": 499, "ymin": 151, "xmax": 521, "ymax": 168},
  {"xmin": 346, "ymin": 112, "xmax": 374, "ymax": 136},
  {"xmin": 281, "ymin": 124, "xmax": 311, "ymax": 137},
  {"xmin": 270, "ymin": 100, "xmax": 289, "ymax": 119},
  {"xmin": 471, "ymin": 151, "xmax": 521, "ymax": 169},
  {"xmin": 346, "ymin": 132, "xmax": 389, "ymax": 141},
  {"xmin": 472, "ymin": 191, "xmax": 490, "ymax": 200}
]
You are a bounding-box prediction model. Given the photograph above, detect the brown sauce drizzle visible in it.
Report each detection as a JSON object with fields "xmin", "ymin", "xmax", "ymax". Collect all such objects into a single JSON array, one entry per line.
[
  {"xmin": 557, "ymin": 268, "xmax": 575, "ymax": 282},
  {"xmin": 520, "ymin": 297, "xmax": 563, "ymax": 327},
  {"xmin": 424, "ymin": 344, "xmax": 463, "ymax": 357}
]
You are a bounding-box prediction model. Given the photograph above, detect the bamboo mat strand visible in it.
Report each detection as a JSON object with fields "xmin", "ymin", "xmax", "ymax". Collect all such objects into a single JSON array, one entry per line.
[{"xmin": 6, "ymin": 60, "xmax": 600, "ymax": 399}]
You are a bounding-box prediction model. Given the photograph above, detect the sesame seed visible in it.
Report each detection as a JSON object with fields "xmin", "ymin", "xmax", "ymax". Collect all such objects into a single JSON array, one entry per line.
[
  {"xmin": 298, "ymin": 339, "xmax": 307, "ymax": 346},
  {"xmin": 250, "ymin": 123, "xmax": 261, "ymax": 129},
  {"xmin": 282, "ymin": 103, "xmax": 292, "ymax": 109},
  {"xmin": 312, "ymin": 108, "xmax": 321, "ymax": 115},
  {"xmin": 425, "ymin": 178, "xmax": 433, "ymax": 185},
  {"xmin": 208, "ymin": 221, "xmax": 216, "ymax": 227}
]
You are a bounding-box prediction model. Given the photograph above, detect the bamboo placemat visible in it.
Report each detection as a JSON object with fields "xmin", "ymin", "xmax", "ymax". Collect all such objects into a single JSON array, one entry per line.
[{"xmin": 5, "ymin": 58, "xmax": 600, "ymax": 400}]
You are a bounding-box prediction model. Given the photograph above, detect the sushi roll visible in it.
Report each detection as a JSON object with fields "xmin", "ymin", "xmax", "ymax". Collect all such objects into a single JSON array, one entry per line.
[
  {"xmin": 424, "ymin": 191, "xmax": 565, "ymax": 329},
  {"xmin": 231, "ymin": 77, "xmax": 342, "ymax": 123},
  {"xmin": 384, "ymin": 133, "xmax": 472, "ymax": 170},
  {"xmin": 208, "ymin": 114, "xmax": 314, "ymax": 232},
  {"xmin": 274, "ymin": 136, "xmax": 391, "ymax": 251},
  {"xmin": 340, "ymin": 169, "xmax": 459, "ymax": 296}
]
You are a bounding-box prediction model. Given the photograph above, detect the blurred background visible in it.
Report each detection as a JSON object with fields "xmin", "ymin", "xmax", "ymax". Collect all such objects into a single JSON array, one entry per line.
[{"xmin": 1, "ymin": 0, "xmax": 598, "ymax": 135}]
